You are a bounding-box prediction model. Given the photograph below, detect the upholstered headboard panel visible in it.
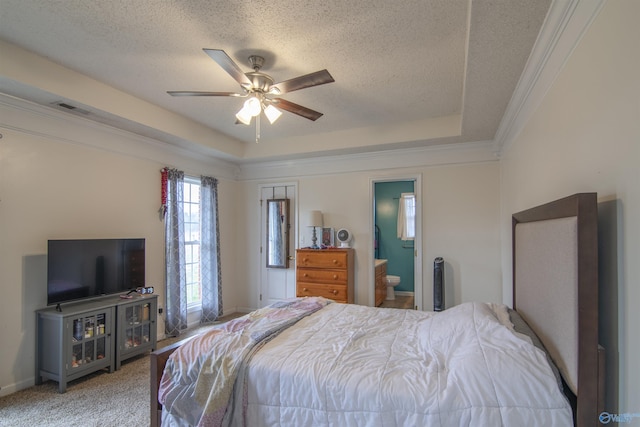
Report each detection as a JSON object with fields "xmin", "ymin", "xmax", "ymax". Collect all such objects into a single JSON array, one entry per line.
[
  {"xmin": 515, "ymin": 217, "xmax": 579, "ymax": 393},
  {"xmin": 512, "ymin": 193, "xmax": 602, "ymax": 426}
]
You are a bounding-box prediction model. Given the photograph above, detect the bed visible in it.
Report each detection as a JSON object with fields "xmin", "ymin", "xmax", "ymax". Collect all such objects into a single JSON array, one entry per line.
[{"xmin": 150, "ymin": 193, "xmax": 604, "ymax": 426}]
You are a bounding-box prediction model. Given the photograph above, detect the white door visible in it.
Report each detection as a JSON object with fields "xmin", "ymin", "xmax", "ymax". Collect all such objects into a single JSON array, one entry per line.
[{"xmin": 259, "ymin": 184, "xmax": 297, "ymax": 307}]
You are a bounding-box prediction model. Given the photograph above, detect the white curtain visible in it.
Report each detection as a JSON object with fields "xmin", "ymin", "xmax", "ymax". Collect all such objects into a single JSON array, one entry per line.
[
  {"xmin": 397, "ymin": 192, "xmax": 416, "ymax": 240},
  {"xmin": 200, "ymin": 176, "xmax": 222, "ymax": 323},
  {"xmin": 164, "ymin": 169, "xmax": 187, "ymax": 336}
]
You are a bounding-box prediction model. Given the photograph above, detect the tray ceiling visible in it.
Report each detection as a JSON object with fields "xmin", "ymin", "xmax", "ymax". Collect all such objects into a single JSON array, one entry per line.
[{"xmin": 0, "ymin": 0, "xmax": 551, "ymax": 162}]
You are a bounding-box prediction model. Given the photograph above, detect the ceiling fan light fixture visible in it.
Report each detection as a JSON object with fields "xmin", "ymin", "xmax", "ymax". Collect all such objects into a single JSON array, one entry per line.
[
  {"xmin": 264, "ymin": 104, "xmax": 283, "ymax": 124},
  {"xmin": 245, "ymin": 97, "xmax": 262, "ymax": 117},
  {"xmin": 168, "ymin": 49, "xmax": 334, "ymax": 140},
  {"xmin": 235, "ymin": 107, "xmax": 252, "ymax": 125}
]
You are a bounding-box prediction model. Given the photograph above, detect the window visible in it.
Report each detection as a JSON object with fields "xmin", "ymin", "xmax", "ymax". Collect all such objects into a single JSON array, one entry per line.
[
  {"xmin": 398, "ymin": 193, "xmax": 416, "ymax": 240},
  {"xmin": 182, "ymin": 178, "xmax": 201, "ymax": 306},
  {"xmin": 164, "ymin": 170, "xmax": 221, "ymax": 335}
]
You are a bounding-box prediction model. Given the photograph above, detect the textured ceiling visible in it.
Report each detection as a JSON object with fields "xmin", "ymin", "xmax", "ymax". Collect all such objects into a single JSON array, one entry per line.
[{"xmin": 0, "ymin": 0, "xmax": 551, "ymax": 162}]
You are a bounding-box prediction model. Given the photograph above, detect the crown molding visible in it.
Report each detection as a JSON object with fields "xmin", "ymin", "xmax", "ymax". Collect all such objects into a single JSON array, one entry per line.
[
  {"xmin": 1, "ymin": 92, "xmax": 498, "ymax": 182},
  {"xmin": 0, "ymin": 93, "xmax": 241, "ymax": 180},
  {"xmin": 237, "ymin": 140, "xmax": 497, "ymax": 181},
  {"xmin": 494, "ymin": 0, "xmax": 606, "ymax": 155}
]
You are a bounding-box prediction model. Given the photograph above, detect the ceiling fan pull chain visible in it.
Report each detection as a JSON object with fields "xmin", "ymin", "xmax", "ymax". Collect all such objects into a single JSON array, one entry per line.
[{"xmin": 255, "ymin": 112, "xmax": 261, "ymax": 143}]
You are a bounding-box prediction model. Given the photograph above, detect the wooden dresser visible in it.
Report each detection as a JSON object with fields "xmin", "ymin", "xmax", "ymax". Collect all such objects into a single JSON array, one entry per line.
[{"xmin": 296, "ymin": 248, "xmax": 354, "ymax": 304}]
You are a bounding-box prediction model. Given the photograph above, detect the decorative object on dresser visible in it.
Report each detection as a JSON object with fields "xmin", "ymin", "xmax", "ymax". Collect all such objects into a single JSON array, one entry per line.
[
  {"xmin": 321, "ymin": 227, "xmax": 334, "ymax": 247},
  {"xmin": 296, "ymin": 248, "xmax": 354, "ymax": 303},
  {"xmin": 336, "ymin": 228, "xmax": 352, "ymax": 247},
  {"xmin": 305, "ymin": 210, "xmax": 323, "ymax": 249}
]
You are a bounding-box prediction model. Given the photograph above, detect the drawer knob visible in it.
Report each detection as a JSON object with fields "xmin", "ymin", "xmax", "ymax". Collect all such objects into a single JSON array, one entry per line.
[
  {"xmin": 333, "ymin": 274, "xmax": 338, "ymax": 279},
  {"xmin": 332, "ymin": 290, "xmax": 338, "ymax": 295},
  {"xmin": 303, "ymin": 273, "xmax": 308, "ymax": 277},
  {"xmin": 332, "ymin": 259, "xmax": 337, "ymax": 264},
  {"xmin": 303, "ymin": 288, "xmax": 308, "ymax": 292}
]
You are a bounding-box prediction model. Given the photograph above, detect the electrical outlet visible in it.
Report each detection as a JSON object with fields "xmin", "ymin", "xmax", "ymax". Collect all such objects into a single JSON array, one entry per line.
[{"xmin": 158, "ymin": 307, "xmax": 163, "ymax": 314}]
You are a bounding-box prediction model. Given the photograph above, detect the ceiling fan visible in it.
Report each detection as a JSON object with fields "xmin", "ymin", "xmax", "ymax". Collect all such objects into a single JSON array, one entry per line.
[{"xmin": 168, "ymin": 49, "xmax": 334, "ymax": 142}]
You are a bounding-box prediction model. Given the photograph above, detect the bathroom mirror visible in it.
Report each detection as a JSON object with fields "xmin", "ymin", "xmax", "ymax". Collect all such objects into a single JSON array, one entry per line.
[{"xmin": 266, "ymin": 198, "xmax": 290, "ymax": 268}]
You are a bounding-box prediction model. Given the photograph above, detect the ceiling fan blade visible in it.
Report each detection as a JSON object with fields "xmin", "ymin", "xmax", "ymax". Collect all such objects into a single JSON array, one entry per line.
[
  {"xmin": 272, "ymin": 98, "xmax": 323, "ymax": 121},
  {"xmin": 167, "ymin": 91, "xmax": 244, "ymax": 97},
  {"xmin": 203, "ymin": 49, "xmax": 252, "ymax": 87},
  {"xmin": 271, "ymin": 70, "xmax": 334, "ymax": 94}
]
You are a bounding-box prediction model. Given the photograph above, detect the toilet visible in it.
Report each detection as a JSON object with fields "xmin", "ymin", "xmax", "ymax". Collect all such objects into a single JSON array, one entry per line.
[{"xmin": 385, "ymin": 275, "xmax": 401, "ymax": 300}]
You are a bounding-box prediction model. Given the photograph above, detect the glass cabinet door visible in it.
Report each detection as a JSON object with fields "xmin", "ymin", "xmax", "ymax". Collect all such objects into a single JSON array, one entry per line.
[
  {"xmin": 116, "ymin": 297, "xmax": 156, "ymax": 369},
  {"xmin": 68, "ymin": 310, "xmax": 109, "ymax": 372},
  {"xmin": 122, "ymin": 302, "xmax": 152, "ymax": 351},
  {"xmin": 124, "ymin": 302, "xmax": 151, "ymax": 348},
  {"xmin": 141, "ymin": 302, "xmax": 151, "ymax": 344}
]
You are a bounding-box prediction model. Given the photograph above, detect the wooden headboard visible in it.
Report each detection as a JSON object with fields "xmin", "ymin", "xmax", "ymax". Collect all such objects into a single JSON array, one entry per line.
[{"xmin": 512, "ymin": 193, "xmax": 604, "ymax": 426}]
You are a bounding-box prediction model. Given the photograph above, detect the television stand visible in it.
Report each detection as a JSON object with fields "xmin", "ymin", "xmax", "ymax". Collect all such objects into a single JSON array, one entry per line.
[{"xmin": 36, "ymin": 294, "xmax": 157, "ymax": 392}]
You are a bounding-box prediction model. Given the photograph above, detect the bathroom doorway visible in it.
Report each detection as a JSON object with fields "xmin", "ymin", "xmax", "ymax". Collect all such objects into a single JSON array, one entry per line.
[{"xmin": 370, "ymin": 175, "xmax": 422, "ymax": 310}]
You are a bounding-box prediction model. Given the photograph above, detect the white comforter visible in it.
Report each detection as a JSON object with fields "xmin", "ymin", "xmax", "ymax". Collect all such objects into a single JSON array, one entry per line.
[{"xmin": 234, "ymin": 301, "xmax": 572, "ymax": 426}]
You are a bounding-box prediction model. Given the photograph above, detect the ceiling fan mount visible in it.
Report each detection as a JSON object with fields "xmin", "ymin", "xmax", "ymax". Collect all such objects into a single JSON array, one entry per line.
[
  {"xmin": 248, "ymin": 55, "xmax": 265, "ymax": 72},
  {"xmin": 167, "ymin": 49, "xmax": 335, "ymax": 125},
  {"xmin": 243, "ymin": 56, "xmax": 275, "ymax": 94}
]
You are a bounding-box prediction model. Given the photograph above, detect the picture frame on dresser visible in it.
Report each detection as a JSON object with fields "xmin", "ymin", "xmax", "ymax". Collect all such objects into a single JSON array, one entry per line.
[{"xmin": 321, "ymin": 228, "xmax": 334, "ymax": 247}]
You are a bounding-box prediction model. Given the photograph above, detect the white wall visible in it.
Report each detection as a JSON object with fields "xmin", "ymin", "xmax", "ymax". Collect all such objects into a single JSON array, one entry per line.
[
  {"xmin": 0, "ymin": 98, "xmax": 242, "ymax": 396},
  {"xmin": 500, "ymin": 0, "xmax": 639, "ymax": 414},
  {"xmin": 240, "ymin": 161, "xmax": 501, "ymax": 312}
]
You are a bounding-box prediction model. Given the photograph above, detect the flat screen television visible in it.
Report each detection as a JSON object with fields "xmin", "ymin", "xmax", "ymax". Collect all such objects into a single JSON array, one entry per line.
[{"xmin": 47, "ymin": 238, "xmax": 145, "ymax": 306}]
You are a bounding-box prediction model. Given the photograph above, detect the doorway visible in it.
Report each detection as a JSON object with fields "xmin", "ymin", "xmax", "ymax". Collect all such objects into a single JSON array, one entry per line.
[
  {"xmin": 259, "ymin": 183, "xmax": 297, "ymax": 307},
  {"xmin": 370, "ymin": 175, "xmax": 422, "ymax": 310}
]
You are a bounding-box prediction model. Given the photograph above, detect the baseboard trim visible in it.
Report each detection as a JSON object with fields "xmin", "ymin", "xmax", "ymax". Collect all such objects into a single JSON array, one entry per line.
[
  {"xmin": 0, "ymin": 377, "xmax": 35, "ymax": 397},
  {"xmin": 394, "ymin": 291, "xmax": 415, "ymax": 297}
]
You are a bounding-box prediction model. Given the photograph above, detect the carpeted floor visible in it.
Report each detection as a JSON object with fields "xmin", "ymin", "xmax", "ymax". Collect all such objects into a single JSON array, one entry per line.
[{"xmin": 0, "ymin": 313, "xmax": 244, "ymax": 427}]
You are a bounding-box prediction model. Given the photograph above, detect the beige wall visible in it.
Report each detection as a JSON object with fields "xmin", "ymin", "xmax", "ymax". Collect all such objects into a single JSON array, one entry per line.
[
  {"xmin": 240, "ymin": 161, "xmax": 501, "ymax": 312},
  {"xmin": 500, "ymin": 0, "xmax": 639, "ymax": 413},
  {"xmin": 0, "ymin": 102, "xmax": 242, "ymax": 395}
]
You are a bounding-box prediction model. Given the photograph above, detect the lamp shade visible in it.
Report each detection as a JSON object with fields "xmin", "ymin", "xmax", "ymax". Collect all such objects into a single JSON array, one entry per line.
[
  {"xmin": 245, "ymin": 97, "xmax": 262, "ymax": 116},
  {"xmin": 264, "ymin": 104, "xmax": 282, "ymax": 124},
  {"xmin": 235, "ymin": 107, "xmax": 252, "ymax": 125},
  {"xmin": 307, "ymin": 210, "xmax": 323, "ymax": 227}
]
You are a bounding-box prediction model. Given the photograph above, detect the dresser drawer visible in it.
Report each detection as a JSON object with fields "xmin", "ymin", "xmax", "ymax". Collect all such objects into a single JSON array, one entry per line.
[
  {"xmin": 297, "ymin": 283, "xmax": 348, "ymax": 302},
  {"xmin": 297, "ymin": 251, "xmax": 348, "ymax": 269},
  {"xmin": 297, "ymin": 268, "xmax": 348, "ymax": 284}
]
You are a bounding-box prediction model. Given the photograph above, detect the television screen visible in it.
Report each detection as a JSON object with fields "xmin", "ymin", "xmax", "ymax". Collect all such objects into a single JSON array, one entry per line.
[{"xmin": 47, "ymin": 238, "xmax": 145, "ymax": 306}]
